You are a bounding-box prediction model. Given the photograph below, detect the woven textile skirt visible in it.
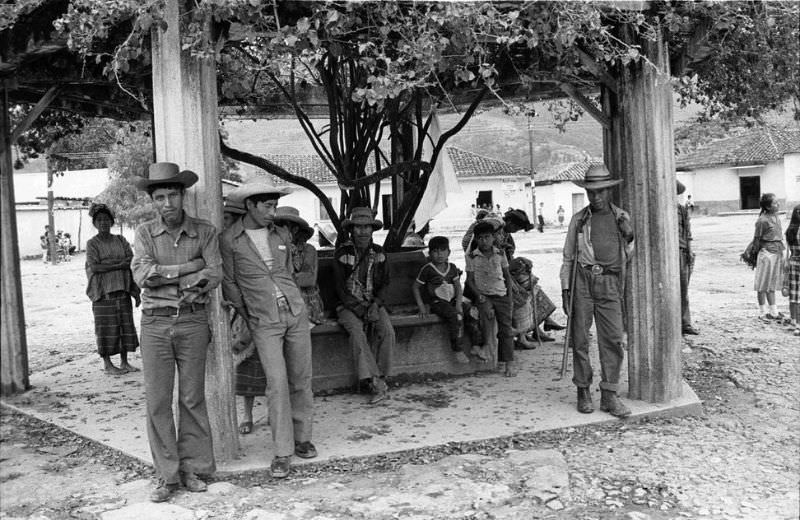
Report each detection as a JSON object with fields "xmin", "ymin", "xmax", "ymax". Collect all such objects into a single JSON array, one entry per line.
[
  {"xmin": 92, "ymin": 293, "xmax": 139, "ymax": 357},
  {"xmin": 754, "ymin": 249, "xmax": 783, "ymax": 292},
  {"xmin": 236, "ymin": 350, "xmax": 267, "ymax": 397},
  {"xmin": 787, "ymin": 248, "xmax": 800, "ymax": 304}
]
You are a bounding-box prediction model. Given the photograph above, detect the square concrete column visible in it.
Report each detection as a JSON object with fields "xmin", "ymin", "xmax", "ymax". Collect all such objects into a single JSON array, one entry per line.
[{"xmin": 151, "ymin": 0, "xmax": 238, "ymax": 459}]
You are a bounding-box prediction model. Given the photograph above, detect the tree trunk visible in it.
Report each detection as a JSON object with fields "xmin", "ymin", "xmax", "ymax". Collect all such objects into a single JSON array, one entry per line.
[
  {"xmin": 0, "ymin": 81, "xmax": 30, "ymax": 396},
  {"xmin": 604, "ymin": 23, "xmax": 682, "ymax": 403},
  {"xmin": 151, "ymin": 0, "xmax": 239, "ymax": 461}
]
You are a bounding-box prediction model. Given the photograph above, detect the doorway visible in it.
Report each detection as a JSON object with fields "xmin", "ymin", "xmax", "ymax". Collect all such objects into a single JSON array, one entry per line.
[
  {"xmin": 476, "ymin": 191, "xmax": 493, "ymax": 210},
  {"xmin": 739, "ymin": 176, "xmax": 760, "ymax": 210},
  {"xmin": 381, "ymin": 194, "xmax": 393, "ymax": 229}
]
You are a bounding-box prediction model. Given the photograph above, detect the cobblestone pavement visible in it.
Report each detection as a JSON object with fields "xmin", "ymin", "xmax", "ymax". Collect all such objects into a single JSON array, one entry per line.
[{"xmin": 1, "ymin": 214, "xmax": 798, "ymax": 519}]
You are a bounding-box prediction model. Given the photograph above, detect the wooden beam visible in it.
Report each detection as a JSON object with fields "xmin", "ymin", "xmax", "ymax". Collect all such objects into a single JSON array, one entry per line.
[
  {"xmin": 576, "ymin": 48, "xmax": 618, "ymax": 94},
  {"xmin": 1, "ymin": 81, "xmax": 30, "ymax": 396},
  {"xmin": 559, "ymin": 82, "xmax": 611, "ymax": 130},
  {"xmin": 10, "ymin": 85, "xmax": 60, "ymax": 143}
]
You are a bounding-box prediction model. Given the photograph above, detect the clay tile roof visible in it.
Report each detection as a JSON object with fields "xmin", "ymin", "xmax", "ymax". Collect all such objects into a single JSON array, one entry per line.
[
  {"xmin": 253, "ymin": 147, "xmax": 528, "ymax": 185},
  {"xmin": 675, "ymin": 128, "xmax": 800, "ymax": 171},
  {"xmin": 445, "ymin": 146, "xmax": 528, "ymax": 178},
  {"xmin": 534, "ymin": 160, "xmax": 604, "ymax": 185}
]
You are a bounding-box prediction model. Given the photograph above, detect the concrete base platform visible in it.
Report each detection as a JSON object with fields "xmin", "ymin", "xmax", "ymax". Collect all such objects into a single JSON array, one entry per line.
[{"xmin": 1, "ymin": 345, "xmax": 701, "ymax": 475}]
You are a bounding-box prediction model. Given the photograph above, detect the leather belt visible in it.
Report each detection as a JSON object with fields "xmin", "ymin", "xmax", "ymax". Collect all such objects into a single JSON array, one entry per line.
[
  {"xmin": 143, "ymin": 303, "xmax": 205, "ymax": 317},
  {"xmin": 582, "ymin": 264, "xmax": 616, "ymax": 275}
]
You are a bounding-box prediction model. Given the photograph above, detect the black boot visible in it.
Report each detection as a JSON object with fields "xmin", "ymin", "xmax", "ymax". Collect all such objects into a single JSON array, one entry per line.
[
  {"xmin": 600, "ymin": 390, "xmax": 631, "ymax": 418},
  {"xmin": 577, "ymin": 387, "xmax": 594, "ymax": 414}
]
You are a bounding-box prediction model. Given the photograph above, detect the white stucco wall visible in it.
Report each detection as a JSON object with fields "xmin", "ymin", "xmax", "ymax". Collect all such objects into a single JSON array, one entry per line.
[
  {"xmin": 783, "ymin": 152, "xmax": 800, "ymax": 208},
  {"xmin": 680, "ymin": 159, "xmax": 788, "ymax": 213}
]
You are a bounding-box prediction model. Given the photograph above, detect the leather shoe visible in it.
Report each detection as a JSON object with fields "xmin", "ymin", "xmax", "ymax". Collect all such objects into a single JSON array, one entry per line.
[
  {"xmin": 270, "ymin": 456, "xmax": 291, "ymax": 478},
  {"xmin": 532, "ymin": 329, "xmax": 555, "ymax": 342},
  {"xmin": 150, "ymin": 481, "xmax": 178, "ymax": 502},
  {"xmin": 181, "ymin": 472, "xmax": 207, "ymax": 492},
  {"xmin": 577, "ymin": 387, "xmax": 594, "ymax": 414},
  {"xmin": 543, "ymin": 319, "xmax": 566, "ymax": 331},
  {"xmin": 295, "ymin": 441, "xmax": 318, "ymax": 459},
  {"xmin": 681, "ymin": 325, "xmax": 700, "ymax": 335},
  {"xmin": 600, "ymin": 390, "xmax": 631, "ymax": 418}
]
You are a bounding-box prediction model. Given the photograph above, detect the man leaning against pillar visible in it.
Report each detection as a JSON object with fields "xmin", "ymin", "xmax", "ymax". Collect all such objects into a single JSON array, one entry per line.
[
  {"xmin": 560, "ymin": 164, "xmax": 634, "ymax": 418},
  {"xmin": 131, "ymin": 162, "xmax": 222, "ymax": 502}
]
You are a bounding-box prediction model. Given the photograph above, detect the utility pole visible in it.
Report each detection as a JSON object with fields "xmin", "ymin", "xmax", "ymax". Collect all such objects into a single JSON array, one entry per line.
[{"xmin": 528, "ymin": 115, "xmax": 537, "ymax": 220}]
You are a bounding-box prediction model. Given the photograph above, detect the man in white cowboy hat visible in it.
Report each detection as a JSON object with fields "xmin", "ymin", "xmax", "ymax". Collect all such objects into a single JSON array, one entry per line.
[
  {"xmin": 219, "ymin": 180, "xmax": 316, "ymax": 479},
  {"xmin": 676, "ymin": 180, "xmax": 699, "ymax": 335},
  {"xmin": 130, "ymin": 162, "xmax": 222, "ymax": 502},
  {"xmin": 560, "ymin": 163, "xmax": 635, "ymax": 418},
  {"xmin": 332, "ymin": 206, "xmax": 395, "ymax": 404}
]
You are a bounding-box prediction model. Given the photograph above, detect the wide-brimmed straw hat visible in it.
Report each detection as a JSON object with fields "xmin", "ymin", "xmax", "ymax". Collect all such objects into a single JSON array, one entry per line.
[
  {"xmin": 133, "ymin": 162, "xmax": 198, "ymax": 191},
  {"xmin": 274, "ymin": 206, "xmax": 313, "ymax": 236},
  {"xmin": 573, "ymin": 163, "xmax": 622, "ymax": 190},
  {"xmin": 342, "ymin": 207, "xmax": 382, "ymax": 230},
  {"xmin": 222, "ymin": 199, "xmax": 246, "ymax": 215},
  {"xmin": 227, "ymin": 181, "xmax": 292, "ymax": 204}
]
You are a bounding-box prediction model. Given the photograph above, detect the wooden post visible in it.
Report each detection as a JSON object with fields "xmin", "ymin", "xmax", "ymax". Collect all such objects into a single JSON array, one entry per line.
[
  {"xmin": 0, "ymin": 81, "xmax": 30, "ymax": 395},
  {"xmin": 46, "ymin": 164, "xmax": 57, "ymax": 264},
  {"xmin": 151, "ymin": 0, "xmax": 239, "ymax": 460},
  {"xmin": 604, "ymin": 24, "xmax": 682, "ymax": 402}
]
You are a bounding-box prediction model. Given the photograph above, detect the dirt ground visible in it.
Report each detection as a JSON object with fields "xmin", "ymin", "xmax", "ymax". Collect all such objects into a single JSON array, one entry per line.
[{"xmin": 1, "ymin": 213, "xmax": 798, "ymax": 520}]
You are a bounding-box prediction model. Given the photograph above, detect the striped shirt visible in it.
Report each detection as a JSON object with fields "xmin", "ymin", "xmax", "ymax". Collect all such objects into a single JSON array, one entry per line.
[
  {"xmin": 132, "ymin": 212, "xmax": 222, "ymax": 310},
  {"xmin": 85, "ymin": 234, "xmax": 134, "ymax": 302}
]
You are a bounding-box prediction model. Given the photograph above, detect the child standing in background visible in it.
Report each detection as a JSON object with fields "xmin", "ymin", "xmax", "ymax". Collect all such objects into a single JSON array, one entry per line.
[{"xmin": 412, "ymin": 236, "xmax": 470, "ymax": 364}]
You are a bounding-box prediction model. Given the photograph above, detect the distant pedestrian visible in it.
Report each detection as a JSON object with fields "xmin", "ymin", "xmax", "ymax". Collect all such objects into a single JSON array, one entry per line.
[
  {"xmin": 470, "ymin": 204, "xmax": 477, "ymax": 217},
  {"xmin": 537, "ymin": 202, "xmax": 545, "ymax": 232},
  {"xmin": 677, "ymin": 181, "xmax": 698, "ymax": 335},
  {"xmin": 686, "ymin": 195, "xmax": 695, "ymax": 214},
  {"xmin": 751, "ymin": 193, "xmax": 784, "ymax": 321},
  {"xmin": 557, "ymin": 205, "xmax": 565, "ymax": 227}
]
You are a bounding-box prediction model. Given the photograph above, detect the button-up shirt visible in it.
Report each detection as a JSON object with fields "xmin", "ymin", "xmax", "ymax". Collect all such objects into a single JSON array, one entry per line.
[
  {"xmin": 132, "ymin": 212, "xmax": 222, "ymax": 310},
  {"xmin": 220, "ymin": 219, "xmax": 305, "ymax": 325},
  {"xmin": 560, "ymin": 203, "xmax": 635, "ymax": 290},
  {"xmin": 465, "ymin": 246, "xmax": 508, "ymax": 297}
]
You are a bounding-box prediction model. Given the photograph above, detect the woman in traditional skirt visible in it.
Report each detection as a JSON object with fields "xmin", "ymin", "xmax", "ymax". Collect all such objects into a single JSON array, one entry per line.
[
  {"xmin": 752, "ymin": 193, "xmax": 785, "ymax": 320},
  {"xmin": 783, "ymin": 204, "xmax": 800, "ymax": 335},
  {"xmin": 85, "ymin": 203, "xmax": 140, "ymax": 375}
]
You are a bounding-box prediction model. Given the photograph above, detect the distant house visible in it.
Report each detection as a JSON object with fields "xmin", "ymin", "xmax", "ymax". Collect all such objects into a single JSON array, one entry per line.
[
  {"xmin": 248, "ymin": 146, "xmax": 534, "ymax": 233},
  {"xmin": 534, "ymin": 160, "xmax": 604, "ymax": 221},
  {"xmin": 13, "ymin": 168, "xmax": 110, "ymax": 258},
  {"xmin": 675, "ymin": 129, "xmax": 800, "ymax": 214}
]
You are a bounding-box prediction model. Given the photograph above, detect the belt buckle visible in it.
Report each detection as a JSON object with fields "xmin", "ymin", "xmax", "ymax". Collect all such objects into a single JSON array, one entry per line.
[
  {"xmin": 591, "ymin": 264, "xmax": 603, "ymax": 275},
  {"xmin": 173, "ymin": 305, "xmax": 181, "ymax": 318}
]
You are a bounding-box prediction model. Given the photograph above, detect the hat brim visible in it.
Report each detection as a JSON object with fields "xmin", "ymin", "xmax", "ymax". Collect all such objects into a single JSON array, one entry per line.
[
  {"xmin": 275, "ymin": 214, "xmax": 313, "ymax": 236},
  {"xmin": 573, "ymin": 178, "xmax": 623, "ymax": 190},
  {"xmin": 223, "ymin": 206, "xmax": 247, "ymax": 215},
  {"xmin": 133, "ymin": 169, "xmax": 198, "ymax": 191},
  {"xmin": 342, "ymin": 219, "xmax": 382, "ymax": 231},
  {"xmin": 228, "ymin": 183, "xmax": 292, "ymax": 203}
]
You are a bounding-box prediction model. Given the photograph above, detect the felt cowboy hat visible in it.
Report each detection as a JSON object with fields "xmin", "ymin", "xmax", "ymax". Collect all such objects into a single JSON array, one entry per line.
[
  {"xmin": 222, "ymin": 199, "xmax": 246, "ymax": 215},
  {"xmin": 676, "ymin": 180, "xmax": 686, "ymax": 195},
  {"xmin": 227, "ymin": 180, "xmax": 292, "ymax": 203},
  {"xmin": 504, "ymin": 208, "xmax": 534, "ymax": 231},
  {"xmin": 133, "ymin": 162, "xmax": 198, "ymax": 191},
  {"xmin": 573, "ymin": 163, "xmax": 623, "ymax": 190},
  {"xmin": 342, "ymin": 207, "xmax": 382, "ymax": 230},
  {"xmin": 274, "ymin": 206, "xmax": 313, "ymax": 236}
]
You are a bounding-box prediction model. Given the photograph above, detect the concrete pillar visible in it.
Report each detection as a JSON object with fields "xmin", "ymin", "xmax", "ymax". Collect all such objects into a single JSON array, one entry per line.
[
  {"xmin": 604, "ymin": 25, "xmax": 682, "ymax": 403},
  {"xmin": 150, "ymin": 0, "xmax": 239, "ymax": 459}
]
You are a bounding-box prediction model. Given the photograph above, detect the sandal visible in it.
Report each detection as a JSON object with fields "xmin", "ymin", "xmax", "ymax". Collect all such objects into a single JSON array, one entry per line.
[{"xmin": 238, "ymin": 421, "xmax": 253, "ymax": 435}]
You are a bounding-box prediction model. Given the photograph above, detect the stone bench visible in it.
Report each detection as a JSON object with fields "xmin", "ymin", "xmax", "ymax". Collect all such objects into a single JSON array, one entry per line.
[{"xmin": 309, "ymin": 248, "xmax": 497, "ymax": 393}]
